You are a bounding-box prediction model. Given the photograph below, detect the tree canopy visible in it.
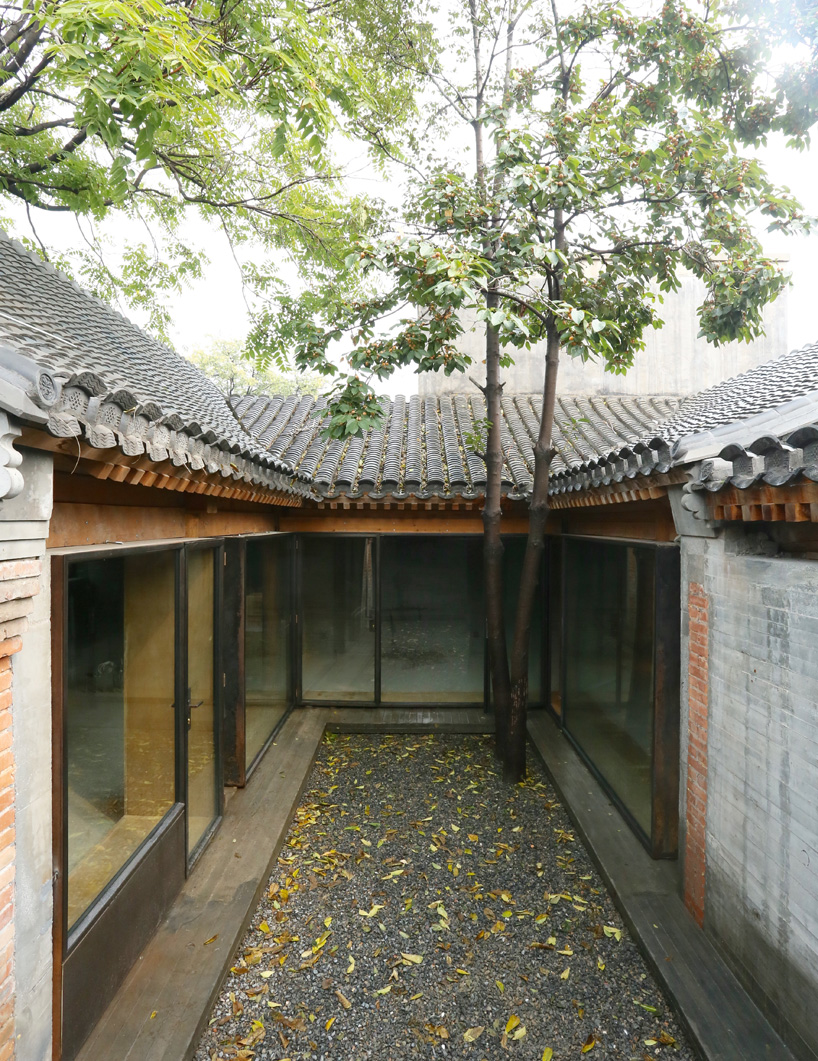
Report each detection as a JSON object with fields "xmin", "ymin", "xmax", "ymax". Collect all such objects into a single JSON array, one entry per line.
[
  {"xmin": 0, "ymin": 0, "xmax": 435, "ymax": 335},
  {"xmin": 266, "ymin": 0, "xmax": 815, "ymax": 778}
]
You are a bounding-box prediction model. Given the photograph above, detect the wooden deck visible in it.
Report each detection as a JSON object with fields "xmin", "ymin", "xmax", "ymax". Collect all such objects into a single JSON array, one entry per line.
[
  {"xmin": 74, "ymin": 706, "xmax": 489, "ymax": 1061},
  {"xmin": 528, "ymin": 712, "xmax": 799, "ymax": 1061}
]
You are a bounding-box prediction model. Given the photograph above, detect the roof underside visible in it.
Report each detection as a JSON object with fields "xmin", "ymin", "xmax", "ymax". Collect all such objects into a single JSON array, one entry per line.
[{"xmin": 232, "ymin": 392, "xmax": 682, "ymax": 499}]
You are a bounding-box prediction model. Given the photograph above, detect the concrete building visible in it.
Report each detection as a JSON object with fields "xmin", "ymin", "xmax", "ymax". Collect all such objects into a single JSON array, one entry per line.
[{"xmin": 419, "ymin": 271, "xmax": 789, "ymax": 397}]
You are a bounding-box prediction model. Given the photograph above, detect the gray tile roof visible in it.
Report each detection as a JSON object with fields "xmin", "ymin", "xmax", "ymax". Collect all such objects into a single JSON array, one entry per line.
[
  {"xmin": 690, "ymin": 422, "xmax": 818, "ymax": 493},
  {"xmin": 231, "ymin": 392, "xmax": 681, "ymax": 499},
  {"xmin": 549, "ymin": 342, "xmax": 818, "ymax": 496},
  {"xmin": 0, "ymin": 231, "xmax": 311, "ymax": 498}
]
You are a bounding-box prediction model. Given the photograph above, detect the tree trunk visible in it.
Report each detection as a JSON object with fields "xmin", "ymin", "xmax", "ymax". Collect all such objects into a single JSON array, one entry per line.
[
  {"xmin": 483, "ymin": 288, "xmax": 511, "ymax": 758},
  {"xmin": 505, "ymin": 316, "xmax": 561, "ymax": 781}
]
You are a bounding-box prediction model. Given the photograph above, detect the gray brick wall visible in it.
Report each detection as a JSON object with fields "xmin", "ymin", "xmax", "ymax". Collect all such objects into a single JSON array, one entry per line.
[{"xmin": 681, "ymin": 534, "xmax": 818, "ymax": 1060}]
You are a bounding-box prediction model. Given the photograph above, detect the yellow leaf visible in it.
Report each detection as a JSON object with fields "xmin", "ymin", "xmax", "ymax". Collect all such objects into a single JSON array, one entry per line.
[
  {"xmin": 401, "ymin": 953, "xmax": 423, "ymax": 964},
  {"xmin": 512, "ymin": 1025, "xmax": 527, "ymax": 1040},
  {"xmin": 149, "ymin": 1011, "xmax": 157, "ymax": 1020},
  {"xmin": 374, "ymin": 985, "xmax": 392, "ymax": 995},
  {"xmin": 346, "ymin": 956, "xmax": 355, "ymax": 974},
  {"xmin": 325, "ymin": 1017, "xmax": 336, "ymax": 1031},
  {"xmin": 258, "ymin": 921, "xmax": 271, "ymax": 934},
  {"xmin": 603, "ymin": 925, "xmax": 622, "ymax": 941},
  {"xmin": 410, "ymin": 992, "xmax": 423, "ymax": 1000},
  {"xmin": 203, "ymin": 935, "xmax": 218, "ymax": 946},
  {"xmin": 645, "ymin": 1040, "xmax": 658, "ymax": 1047},
  {"xmin": 463, "ymin": 1026, "xmax": 485, "ymax": 1042},
  {"xmin": 597, "ymin": 958, "xmax": 605, "ymax": 971},
  {"xmin": 496, "ymin": 980, "xmax": 505, "ymax": 993},
  {"xmin": 582, "ymin": 1034, "xmax": 596, "ymax": 1052},
  {"xmin": 468, "ymin": 834, "xmax": 478, "ymax": 842},
  {"xmin": 542, "ymin": 1050, "xmax": 554, "ymax": 1061},
  {"xmin": 359, "ymin": 904, "xmax": 384, "ymax": 918},
  {"xmin": 560, "ymin": 968, "xmax": 570, "ymax": 980},
  {"xmin": 324, "ymin": 917, "xmax": 332, "ymax": 928},
  {"xmin": 505, "ymin": 1015, "xmax": 520, "ymax": 1034}
]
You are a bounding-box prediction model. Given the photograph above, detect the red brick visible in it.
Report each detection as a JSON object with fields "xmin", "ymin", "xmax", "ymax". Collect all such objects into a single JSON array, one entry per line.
[{"xmin": 0, "ymin": 638, "xmax": 22, "ymax": 659}]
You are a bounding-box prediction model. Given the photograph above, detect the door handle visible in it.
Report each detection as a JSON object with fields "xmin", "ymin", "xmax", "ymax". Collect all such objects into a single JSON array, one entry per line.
[{"xmin": 188, "ymin": 700, "xmax": 204, "ymax": 710}]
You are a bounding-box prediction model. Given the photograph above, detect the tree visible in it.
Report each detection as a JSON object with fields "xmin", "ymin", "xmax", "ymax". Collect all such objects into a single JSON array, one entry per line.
[
  {"xmin": 187, "ymin": 338, "xmax": 324, "ymax": 398},
  {"xmin": 0, "ymin": 0, "xmax": 435, "ymax": 336},
  {"xmin": 267, "ymin": 0, "xmax": 814, "ymax": 779}
]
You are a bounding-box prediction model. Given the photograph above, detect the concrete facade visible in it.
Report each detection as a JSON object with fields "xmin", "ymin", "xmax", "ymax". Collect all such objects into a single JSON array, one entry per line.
[
  {"xmin": 419, "ymin": 273, "xmax": 789, "ymax": 398},
  {"xmin": 678, "ymin": 528, "xmax": 818, "ymax": 1060}
]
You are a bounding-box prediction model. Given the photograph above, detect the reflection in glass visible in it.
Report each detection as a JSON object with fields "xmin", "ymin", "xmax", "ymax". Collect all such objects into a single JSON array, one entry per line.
[
  {"xmin": 381, "ymin": 537, "xmax": 484, "ymax": 703},
  {"xmin": 66, "ymin": 552, "xmax": 176, "ymax": 929},
  {"xmin": 187, "ymin": 548, "xmax": 218, "ymax": 855},
  {"xmin": 563, "ymin": 539, "xmax": 655, "ymax": 835},
  {"xmin": 301, "ymin": 537, "xmax": 375, "ymax": 700},
  {"xmin": 245, "ymin": 537, "xmax": 290, "ymax": 766},
  {"xmin": 548, "ymin": 537, "xmax": 562, "ymax": 716},
  {"xmin": 502, "ymin": 537, "xmax": 543, "ymax": 706}
]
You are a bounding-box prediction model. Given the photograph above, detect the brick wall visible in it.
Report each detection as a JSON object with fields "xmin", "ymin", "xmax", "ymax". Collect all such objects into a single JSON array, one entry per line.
[
  {"xmin": 684, "ymin": 581, "xmax": 709, "ymax": 926},
  {"xmin": 0, "ymin": 555, "xmax": 43, "ymax": 1061},
  {"xmin": 680, "ymin": 535, "xmax": 818, "ymax": 1059}
]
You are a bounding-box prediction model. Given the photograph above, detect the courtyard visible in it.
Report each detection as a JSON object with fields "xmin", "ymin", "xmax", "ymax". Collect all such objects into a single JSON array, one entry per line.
[{"xmin": 196, "ymin": 734, "xmax": 693, "ymax": 1061}]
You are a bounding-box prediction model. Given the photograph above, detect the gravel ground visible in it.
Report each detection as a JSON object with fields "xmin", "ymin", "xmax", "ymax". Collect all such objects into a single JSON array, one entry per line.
[{"xmin": 195, "ymin": 733, "xmax": 695, "ymax": 1061}]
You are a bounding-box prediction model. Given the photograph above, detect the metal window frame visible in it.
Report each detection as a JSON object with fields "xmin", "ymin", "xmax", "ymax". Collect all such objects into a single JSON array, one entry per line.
[{"xmin": 556, "ymin": 534, "xmax": 681, "ymax": 859}]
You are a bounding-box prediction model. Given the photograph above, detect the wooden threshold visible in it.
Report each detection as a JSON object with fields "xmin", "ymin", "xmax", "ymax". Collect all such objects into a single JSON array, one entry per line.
[{"xmin": 527, "ymin": 712, "xmax": 800, "ymax": 1061}]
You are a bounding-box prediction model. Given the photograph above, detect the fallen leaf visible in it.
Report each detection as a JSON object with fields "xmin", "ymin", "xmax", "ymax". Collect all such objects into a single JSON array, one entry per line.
[
  {"xmin": 149, "ymin": 1011, "xmax": 157, "ymax": 1020},
  {"xmin": 346, "ymin": 956, "xmax": 355, "ymax": 973},
  {"xmin": 582, "ymin": 1034, "xmax": 596, "ymax": 1052},
  {"xmin": 512, "ymin": 1025, "xmax": 527, "ymax": 1040},
  {"xmin": 506, "ymin": 1015, "xmax": 520, "ymax": 1034},
  {"xmin": 560, "ymin": 968, "xmax": 570, "ymax": 980},
  {"xmin": 542, "ymin": 1050, "xmax": 553, "ymax": 1061},
  {"xmin": 496, "ymin": 980, "xmax": 505, "ymax": 993},
  {"xmin": 401, "ymin": 952, "xmax": 424, "ymax": 964},
  {"xmin": 463, "ymin": 1026, "xmax": 485, "ymax": 1042},
  {"xmin": 325, "ymin": 1016, "xmax": 336, "ymax": 1031},
  {"xmin": 203, "ymin": 935, "xmax": 218, "ymax": 946},
  {"xmin": 335, "ymin": 990, "xmax": 351, "ymax": 1009}
]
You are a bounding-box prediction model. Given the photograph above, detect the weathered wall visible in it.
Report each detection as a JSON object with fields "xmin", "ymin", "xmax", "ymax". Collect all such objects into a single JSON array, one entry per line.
[
  {"xmin": 0, "ymin": 445, "xmax": 54, "ymax": 1061},
  {"xmin": 679, "ymin": 531, "xmax": 818, "ymax": 1060},
  {"xmin": 419, "ymin": 273, "xmax": 789, "ymax": 398}
]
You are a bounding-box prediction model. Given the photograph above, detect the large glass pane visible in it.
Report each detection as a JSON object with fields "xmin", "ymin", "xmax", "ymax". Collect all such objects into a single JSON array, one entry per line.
[
  {"xmin": 66, "ymin": 552, "xmax": 176, "ymax": 929},
  {"xmin": 245, "ymin": 537, "xmax": 290, "ymax": 765},
  {"xmin": 381, "ymin": 536, "xmax": 484, "ymax": 703},
  {"xmin": 502, "ymin": 537, "xmax": 543, "ymax": 706},
  {"xmin": 563, "ymin": 539, "xmax": 655, "ymax": 835},
  {"xmin": 187, "ymin": 548, "xmax": 218, "ymax": 855},
  {"xmin": 301, "ymin": 537, "xmax": 375, "ymax": 701},
  {"xmin": 548, "ymin": 537, "xmax": 562, "ymax": 717}
]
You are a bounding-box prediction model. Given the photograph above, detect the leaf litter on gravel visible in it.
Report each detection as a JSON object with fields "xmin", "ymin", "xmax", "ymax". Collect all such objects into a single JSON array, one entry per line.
[{"xmin": 196, "ymin": 733, "xmax": 694, "ymax": 1061}]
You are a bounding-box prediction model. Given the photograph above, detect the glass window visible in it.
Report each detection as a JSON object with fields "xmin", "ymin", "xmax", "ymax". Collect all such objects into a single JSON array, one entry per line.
[
  {"xmin": 245, "ymin": 538, "xmax": 291, "ymax": 766},
  {"xmin": 502, "ymin": 537, "xmax": 544, "ymax": 706},
  {"xmin": 186, "ymin": 548, "xmax": 219, "ymax": 856},
  {"xmin": 563, "ymin": 539, "xmax": 655, "ymax": 836},
  {"xmin": 381, "ymin": 536, "xmax": 484, "ymax": 703},
  {"xmin": 66, "ymin": 552, "xmax": 176, "ymax": 929},
  {"xmin": 548, "ymin": 537, "xmax": 562, "ymax": 717},
  {"xmin": 301, "ymin": 537, "xmax": 375, "ymax": 701}
]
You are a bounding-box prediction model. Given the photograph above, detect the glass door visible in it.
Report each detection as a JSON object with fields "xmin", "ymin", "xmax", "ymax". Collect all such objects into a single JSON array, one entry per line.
[
  {"xmin": 185, "ymin": 546, "xmax": 221, "ymax": 860},
  {"xmin": 300, "ymin": 536, "xmax": 376, "ymax": 701}
]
